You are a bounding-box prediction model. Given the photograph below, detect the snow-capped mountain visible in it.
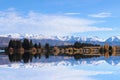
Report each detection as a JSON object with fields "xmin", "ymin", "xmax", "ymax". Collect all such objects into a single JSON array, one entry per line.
[
  {"xmin": 0, "ymin": 33, "xmax": 105, "ymax": 42},
  {"xmin": 1, "ymin": 33, "xmax": 120, "ymax": 46},
  {"xmin": 84, "ymin": 36, "xmax": 105, "ymax": 42},
  {"xmin": 105, "ymin": 36, "xmax": 120, "ymax": 42},
  {"xmin": 0, "ymin": 33, "xmax": 51, "ymax": 39}
]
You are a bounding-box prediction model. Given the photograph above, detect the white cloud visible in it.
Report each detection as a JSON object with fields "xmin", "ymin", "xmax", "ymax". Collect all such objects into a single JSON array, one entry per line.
[
  {"xmin": 0, "ymin": 9, "xmax": 113, "ymax": 36},
  {"xmin": 64, "ymin": 12, "xmax": 80, "ymax": 15},
  {"xmin": 89, "ymin": 12, "xmax": 112, "ymax": 18}
]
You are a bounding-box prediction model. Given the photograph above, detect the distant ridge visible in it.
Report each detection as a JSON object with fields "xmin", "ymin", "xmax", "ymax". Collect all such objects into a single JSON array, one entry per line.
[{"xmin": 0, "ymin": 33, "xmax": 120, "ymax": 46}]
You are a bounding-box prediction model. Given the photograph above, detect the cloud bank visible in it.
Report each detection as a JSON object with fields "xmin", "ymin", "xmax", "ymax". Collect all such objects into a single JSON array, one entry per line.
[{"xmin": 0, "ymin": 9, "xmax": 112, "ymax": 36}]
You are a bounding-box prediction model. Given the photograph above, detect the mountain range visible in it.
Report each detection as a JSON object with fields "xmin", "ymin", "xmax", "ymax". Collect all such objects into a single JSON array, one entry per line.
[{"xmin": 0, "ymin": 33, "xmax": 120, "ymax": 47}]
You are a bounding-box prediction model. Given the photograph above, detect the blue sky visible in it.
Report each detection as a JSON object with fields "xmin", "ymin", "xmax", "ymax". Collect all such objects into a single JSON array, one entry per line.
[{"xmin": 0, "ymin": 0, "xmax": 120, "ymax": 39}]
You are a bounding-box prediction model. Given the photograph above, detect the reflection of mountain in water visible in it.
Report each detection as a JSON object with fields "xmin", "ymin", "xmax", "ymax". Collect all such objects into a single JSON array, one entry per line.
[
  {"xmin": 1, "ymin": 54, "xmax": 120, "ymax": 66},
  {"xmin": 38, "ymin": 56, "xmax": 120, "ymax": 66},
  {"xmin": 105, "ymin": 56, "xmax": 120, "ymax": 65}
]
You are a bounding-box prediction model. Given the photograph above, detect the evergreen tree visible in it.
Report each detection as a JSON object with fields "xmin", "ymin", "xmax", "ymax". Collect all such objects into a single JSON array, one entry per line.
[
  {"xmin": 14, "ymin": 40, "xmax": 22, "ymax": 62},
  {"xmin": 34, "ymin": 43, "xmax": 38, "ymax": 48},
  {"xmin": 22, "ymin": 38, "xmax": 30, "ymax": 63},
  {"xmin": 45, "ymin": 43, "xmax": 50, "ymax": 59},
  {"xmin": 29, "ymin": 40, "xmax": 33, "ymax": 48},
  {"xmin": 38, "ymin": 42, "xmax": 41, "ymax": 59},
  {"xmin": 109, "ymin": 46, "xmax": 112, "ymax": 52},
  {"xmin": 109, "ymin": 46, "xmax": 112, "ymax": 56},
  {"xmin": 16, "ymin": 40, "xmax": 22, "ymax": 49},
  {"xmin": 8, "ymin": 40, "xmax": 16, "ymax": 62},
  {"xmin": 8, "ymin": 40, "xmax": 14, "ymax": 62},
  {"xmin": 8, "ymin": 40, "xmax": 13, "ymax": 48},
  {"xmin": 8, "ymin": 40, "xmax": 16, "ymax": 48},
  {"xmin": 38, "ymin": 42, "xmax": 41, "ymax": 48},
  {"xmin": 12, "ymin": 40, "xmax": 16, "ymax": 48},
  {"xmin": 22, "ymin": 38, "xmax": 30, "ymax": 50},
  {"xmin": 29, "ymin": 40, "xmax": 33, "ymax": 62},
  {"xmin": 74, "ymin": 42, "xmax": 81, "ymax": 48}
]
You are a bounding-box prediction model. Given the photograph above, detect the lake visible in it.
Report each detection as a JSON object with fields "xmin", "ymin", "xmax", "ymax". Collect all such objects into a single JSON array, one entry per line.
[{"xmin": 0, "ymin": 50, "xmax": 5, "ymax": 53}]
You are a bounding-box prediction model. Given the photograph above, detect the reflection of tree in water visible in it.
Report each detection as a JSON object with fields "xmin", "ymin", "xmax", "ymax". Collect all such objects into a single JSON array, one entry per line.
[
  {"xmin": 8, "ymin": 54, "xmax": 13, "ymax": 62},
  {"xmin": 8, "ymin": 52, "xmax": 22, "ymax": 62},
  {"xmin": 22, "ymin": 52, "xmax": 30, "ymax": 63},
  {"xmin": 45, "ymin": 43, "xmax": 50, "ymax": 59},
  {"xmin": 74, "ymin": 54, "xmax": 83, "ymax": 60},
  {"xmin": 8, "ymin": 51, "xmax": 35, "ymax": 63}
]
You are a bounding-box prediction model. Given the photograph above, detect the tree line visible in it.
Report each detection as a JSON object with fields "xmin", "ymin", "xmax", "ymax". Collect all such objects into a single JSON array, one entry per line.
[
  {"xmin": 7, "ymin": 38, "xmax": 50, "ymax": 63},
  {"xmin": 7, "ymin": 39, "xmax": 113, "ymax": 63}
]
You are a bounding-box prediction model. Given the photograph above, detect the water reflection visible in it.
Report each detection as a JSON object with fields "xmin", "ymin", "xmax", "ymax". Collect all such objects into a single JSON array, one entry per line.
[
  {"xmin": 6, "ymin": 48, "xmax": 120, "ymax": 63},
  {"xmin": 1, "ymin": 49, "xmax": 120, "ymax": 65},
  {"xmin": 2, "ymin": 53, "xmax": 120, "ymax": 66}
]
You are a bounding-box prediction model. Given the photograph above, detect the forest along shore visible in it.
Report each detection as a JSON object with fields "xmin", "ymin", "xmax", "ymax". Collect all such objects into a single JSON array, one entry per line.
[{"xmin": 4, "ymin": 38, "xmax": 120, "ymax": 63}]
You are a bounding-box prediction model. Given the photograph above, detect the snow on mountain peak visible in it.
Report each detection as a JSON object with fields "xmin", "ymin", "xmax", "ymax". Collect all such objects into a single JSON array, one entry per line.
[
  {"xmin": 0, "ymin": 33, "xmax": 50, "ymax": 39},
  {"xmin": 51, "ymin": 36, "xmax": 72, "ymax": 41},
  {"xmin": 0, "ymin": 33, "xmax": 21, "ymax": 38},
  {"xmin": 106, "ymin": 36, "xmax": 120, "ymax": 42},
  {"xmin": 88, "ymin": 36, "xmax": 105, "ymax": 42},
  {"xmin": 1, "ymin": 33, "xmax": 120, "ymax": 43},
  {"xmin": 111, "ymin": 36, "xmax": 117, "ymax": 41},
  {"xmin": 0, "ymin": 33, "xmax": 105, "ymax": 42}
]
